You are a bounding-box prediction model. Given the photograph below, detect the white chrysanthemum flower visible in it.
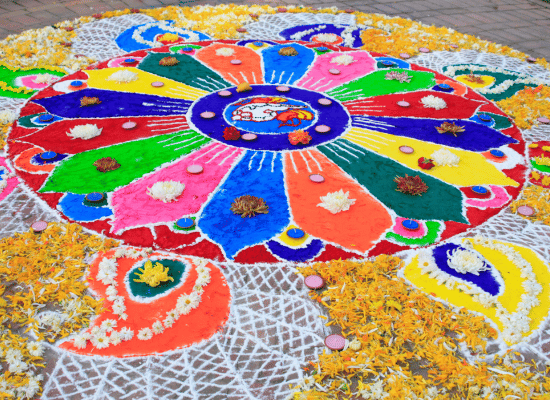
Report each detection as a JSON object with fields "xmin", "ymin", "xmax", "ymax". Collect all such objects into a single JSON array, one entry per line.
[
  {"xmin": 137, "ymin": 327, "xmax": 153, "ymax": 340},
  {"xmin": 114, "ymin": 248, "xmax": 126, "ymax": 258},
  {"xmin": 73, "ymin": 334, "xmax": 88, "ymax": 349},
  {"xmin": 176, "ymin": 292, "xmax": 201, "ymax": 315},
  {"xmin": 101, "ymin": 319, "xmax": 117, "ymax": 332},
  {"xmin": 421, "ymin": 95, "xmax": 447, "ymax": 110},
  {"xmin": 105, "ymin": 286, "xmax": 118, "ymax": 297},
  {"xmin": 0, "ymin": 110, "xmax": 16, "ymax": 124},
  {"xmin": 330, "ymin": 54, "xmax": 355, "ymax": 65},
  {"xmin": 215, "ymin": 47, "xmax": 235, "ymax": 56},
  {"xmin": 96, "ymin": 268, "xmax": 116, "ymax": 285},
  {"xmin": 315, "ymin": 33, "xmax": 339, "ymax": 43},
  {"xmin": 109, "ymin": 331, "xmax": 122, "ymax": 346},
  {"xmin": 317, "ymin": 189, "xmax": 356, "ymax": 214},
  {"xmin": 147, "ymin": 181, "xmax": 185, "ymax": 203},
  {"xmin": 152, "ymin": 321, "xmax": 164, "ymax": 334},
  {"xmin": 164, "ymin": 316, "xmax": 175, "ymax": 328},
  {"xmin": 106, "ymin": 70, "xmax": 139, "ymax": 84},
  {"xmin": 20, "ymin": 375, "xmax": 41, "ymax": 398},
  {"xmin": 9, "ymin": 360, "xmax": 28, "ymax": 374},
  {"xmin": 5, "ymin": 349, "xmax": 23, "ymax": 364},
  {"xmin": 447, "ymin": 248, "xmax": 489, "ymax": 275},
  {"xmin": 26, "ymin": 341, "xmax": 44, "ymax": 357},
  {"xmin": 431, "ymin": 148, "xmax": 460, "ymax": 167},
  {"xmin": 91, "ymin": 333, "xmax": 110, "ymax": 349},
  {"xmin": 67, "ymin": 124, "xmax": 102, "ymax": 140},
  {"xmin": 196, "ymin": 272, "xmax": 211, "ymax": 286},
  {"xmin": 119, "ymin": 327, "xmax": 134, "ymax": 341},
  {"xmin": 33, "ymin": 74, "xmax": 59, "ymax": 84},
  {"xmin": 112, "ymin": 302, "xmax": 126, "ymax": 315}
]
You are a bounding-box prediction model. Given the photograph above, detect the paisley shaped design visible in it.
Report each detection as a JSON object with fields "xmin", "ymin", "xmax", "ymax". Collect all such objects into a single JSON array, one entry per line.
[{"xmin": 60, "ymin": 248, "xmax": 231, "ymax": 356}]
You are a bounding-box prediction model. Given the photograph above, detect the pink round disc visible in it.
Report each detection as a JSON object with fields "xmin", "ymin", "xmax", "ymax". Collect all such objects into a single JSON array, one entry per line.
[
  {"xmin": 31, "ymin": 221, "xmax": 48, "ymax": 232},
  {"xmin": 397, "ymin": 101, "xmax": 410, "ymax": 107},
  {"xmin": 517, "ymin": 205, "xmax": 535, "ymax": 216},
  {"xmin": 151, "ymin": 81, "xmax": 164, "ymax": 87},
  {"xmin": 325, "ymin": 334, "xmax": 346, "ymax": 351},
  {"xmin": 200, "ymin": 111, "xmax": 215, "ymax": 119},
  {"xmin": 527, "ymin": 57, "xmax": 537, "ymax": 63},
  {"xmin": 399, "ymin": 145, "xmax": 414, "ymax": 154},
  {"xmin": 537, "ymin": 117, "xmax": 550, "ymax": 124},
  {"xmin": 329, "ymin": 68, "xmax": 341, "ymax": 75},
  {"xmin": 318, "ymin": 98, "xmax": 332, "ymax": 106},
  {"xmin": 309, "ymin": 174, "xmax": 325, "ymax": 183},
  {"xmin": 345, "ymin": 9, "xmax": 354, "ymax": 13},
  {"xmin": 419, "ymin": 47, "xmax": 430, "ymax": 53},
  {"xmin": 187, "ymin": 165, "xmax": 204, "ymax": 174},
  {"xmin": 276, "ymin": 85, "xmax": 290, "ymax": 92},
  {"xmin": 122, "ymin": 121, "xmax": 137, "ymax": 130},
  {"xmin": 278, "ymin": 7, "xmax": 287, "ymax": 12},
  {"xmin": 230, "ymin": 59, "xmax": 242, "ymax": 65},
  {"xmin": 304, "ymin": 275, "xmax": 325, "ymax": 289},
  {"xmin": 218, "ymin": 90, "xmax": 232, "ymax": 97},
  {"xmin": 236, "ymin": 28, "xmax": 247, "ymax": 33},
  {"xmin": 399, "ymin": 53, "xmax": 410, "ymax": 59},
  {"xmin": 242, "ymin": 133, "xmax": 257, "ymax": 141},
  {"xmin": 315, "ymin": 125, "xmax": 331, "ymax": 133}
]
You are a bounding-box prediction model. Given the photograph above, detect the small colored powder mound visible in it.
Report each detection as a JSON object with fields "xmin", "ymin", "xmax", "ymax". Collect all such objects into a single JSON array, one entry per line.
[
  {"xmin": 497, "ymin": 85, "xmax": 550, "ymax": 130},
  {"xmin": 533, "ymin": 156, "xmax": 550, "ymax": 166},
  {"xmin": 511, "ymin": 185, "xmax": 550, "ymax": 225},
  {"xmin": 0, "ymin": 223, "xmax": 118, "ymax": 398},
  {"xmin": 293, "ymin": 257, "xmax": 550, "ymax": 398}
]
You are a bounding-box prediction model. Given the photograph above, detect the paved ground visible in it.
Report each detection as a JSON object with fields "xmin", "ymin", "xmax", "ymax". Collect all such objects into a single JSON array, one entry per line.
[{"xmin": 0, "ymin": 0, "xmax": 549, "ymax": 59}]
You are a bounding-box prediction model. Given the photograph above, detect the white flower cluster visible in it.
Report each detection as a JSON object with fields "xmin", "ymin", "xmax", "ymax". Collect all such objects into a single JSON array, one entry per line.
[
  {"xmin": 417, "ymin": 237, "xmax": 544, "ymax": 344},
  {"xmin": 421, "ymin": 95, "xmax": 447, "ymax": 110},
  {"xmin": 446, "ymin": 248, "xmax": 488, "ymax": 275},
  {"xmin": 430, "ymin": 148, "xmax": 460, "ymax": 167},
  {"xmin": 314, "ymin": 33, "xmax": 339, "ymax": 43},
  {"xmin": 131, "ymin": 21, "xmax": 199, "ymax": 48},
  {"xmin": 0, "ymin": 109, "xmax": 17, "ymax": 124},
  {"xmin": 66, "ymin": 124, "xmax": 102, "ymax": 140},
  {"xmin": 317, "ymin": 189, "xmax": 356, "ymax": 214},
  {"xmin": 289, "ymin": 25, "xmax": 327, "ymax": 41},
  {"xmin": 330, "ymin": 54, "xmax": 355, "ymax": 66},
  {"xmin": 86, "ymin": 250, "xmax": 211, "ymax": 348},
  {"xmin": 147, "ymin": 181, "xmax": 185, "ymax": 203},
  {"xmin": 32, "ymin": 73, "xmax": 60, "ymax": 84},
  {"xmin": 215, "ymin": 47, "xmax": 235, "ymax": 56},
  {"xmin": 0, "ymin": 371, "xmax": 43, "ymax": 399},
  {"xmin": 106, "ymin": 70, "xmax": 139, "ymax": 84},
  {"xmin": 0, "ymin": 166, "xmax": 15, "ymax": 192},
  {"xmin": 358, "ymin": 380, "xmax": 389, "ymax": 399},
  {"xmin": 445, "ymin": 64, "xmax": 544, "ymax": 94}
]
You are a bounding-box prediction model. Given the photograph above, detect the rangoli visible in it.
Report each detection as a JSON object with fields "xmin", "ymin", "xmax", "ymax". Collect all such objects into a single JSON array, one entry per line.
[{"xmin": 1, "ymin": 4, "xmax": 550, "ymax": 400}]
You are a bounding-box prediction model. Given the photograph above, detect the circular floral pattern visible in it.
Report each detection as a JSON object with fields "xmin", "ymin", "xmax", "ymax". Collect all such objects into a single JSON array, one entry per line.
[{"xmin": 7, "ymin": 40, "xmax": 527, "ymax": 263}]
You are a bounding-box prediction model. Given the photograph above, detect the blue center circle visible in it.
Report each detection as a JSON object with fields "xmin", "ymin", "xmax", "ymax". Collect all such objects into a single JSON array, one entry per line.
[
  {"xmin": 472, "ymin": 185, "xmax": 488, "ymax": 194},
  {"xmin": 189, "ymin": 85, "xmax": 350, "ymax": 151}
]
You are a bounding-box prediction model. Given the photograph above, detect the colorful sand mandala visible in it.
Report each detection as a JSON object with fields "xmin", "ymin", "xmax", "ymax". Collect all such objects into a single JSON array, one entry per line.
[
  {"xmin": 6, "ymin": 40, "xmax": 529, "ymax": 264},
  {"xmin": 2, "ymin": 5, "xmax": 550, "ymax": 400}
]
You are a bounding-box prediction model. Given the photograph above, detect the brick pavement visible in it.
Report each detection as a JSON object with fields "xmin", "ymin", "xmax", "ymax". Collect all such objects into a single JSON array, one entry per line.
[{"xmin": 0, "ymin": 0, "xmax": 549, "ymax": 58}]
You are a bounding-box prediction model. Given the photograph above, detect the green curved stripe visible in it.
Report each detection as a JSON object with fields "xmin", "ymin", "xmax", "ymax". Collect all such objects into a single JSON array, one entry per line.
[{"xmin": 386, "ymin": 221, "xmax": 442, "ymax": 246}]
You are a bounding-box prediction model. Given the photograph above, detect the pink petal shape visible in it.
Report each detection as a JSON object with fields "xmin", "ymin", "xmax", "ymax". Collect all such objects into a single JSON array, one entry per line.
[
  {"xmin": 465, "ymin": 185, "xmax": 511, "ymax": 209},
  {"xmin": 111, "ymin": 144, "xmax": 243, "ymax": 233},
  {"xmin": 296, "ymin": 51, "xmax": 376, "ymax": 92}
]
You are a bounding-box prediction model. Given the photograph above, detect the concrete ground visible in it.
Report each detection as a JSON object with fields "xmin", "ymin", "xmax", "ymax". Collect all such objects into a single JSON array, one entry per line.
[{"xmin": 0, "ymin": 0, "xmax": 549, "ymax": 59}]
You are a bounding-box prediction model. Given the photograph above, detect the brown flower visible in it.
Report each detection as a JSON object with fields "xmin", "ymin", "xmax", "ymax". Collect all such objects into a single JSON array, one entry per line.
[
  {"xmin": 80, "ymin": 97, "xmax": 101, "ymax": 107},
  {"xmin": 230, "ymin": 195, "xmax": 269, "ymax": 218},
  {"xmin": 159, "ymin": 57, "xmax": 179, "ymax": 66},
  {"xmin": 278, "ymin": 47, "xmax": 299, "ymax": 56},
  {"xmin": 93, "ymin": 157, "xmax": 120, "ymax": 172},
  {"xmin": 394, "ymin": 175, "xmax": 429, "ymax": 196},
  {"xmin": 435, "ymin": 122, "xmax": 465, "ymax": 137}
]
